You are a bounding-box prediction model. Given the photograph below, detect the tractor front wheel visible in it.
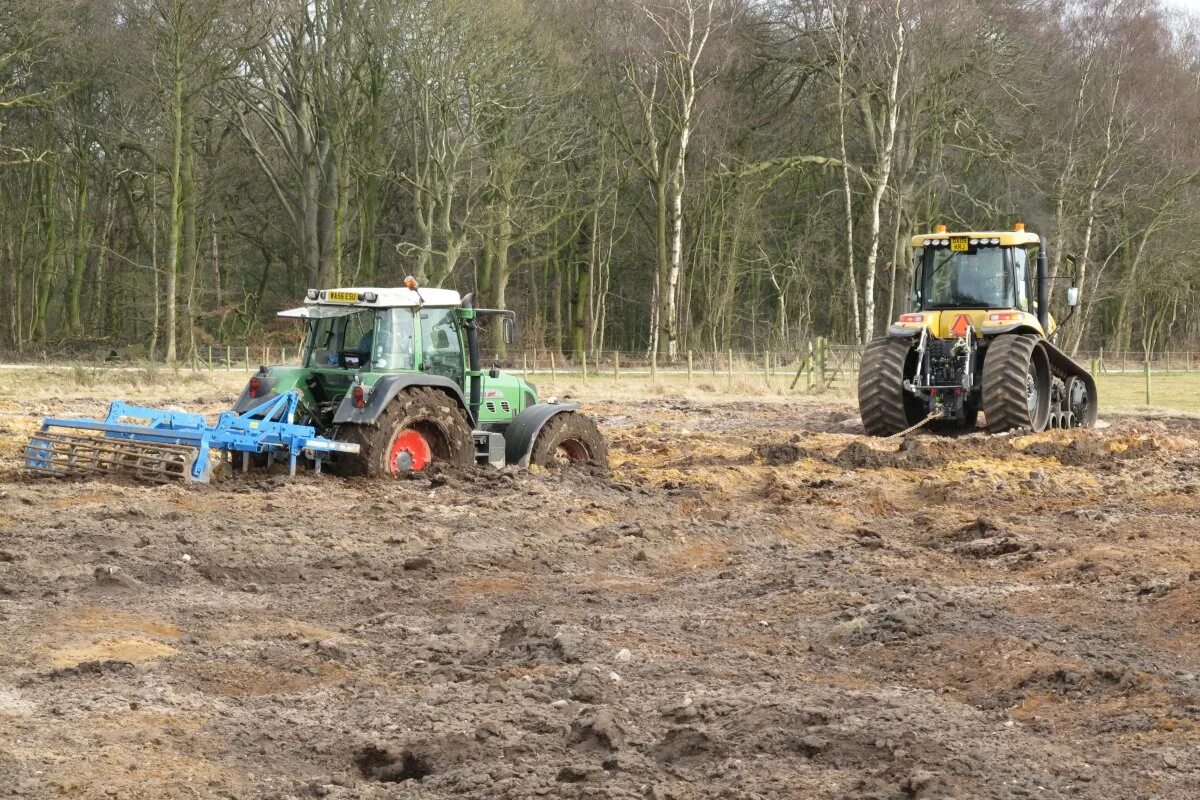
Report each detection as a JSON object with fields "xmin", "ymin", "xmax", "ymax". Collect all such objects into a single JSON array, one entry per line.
[
  {"xmin": 338, "ymin": 387, "xmax": 473, "ymax": 476},
  {"xmin": 529, "ymin": 413, "xmax": 609, "ymax": 469}
]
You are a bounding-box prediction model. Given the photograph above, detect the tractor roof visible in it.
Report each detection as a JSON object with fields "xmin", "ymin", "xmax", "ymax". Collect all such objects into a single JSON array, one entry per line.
[
  {"xmin": 302, "ymin": 287, "xmax": 462, "ymax": 308},
  {"xmin": 911, "ymin": 229, "xmax": 1041, "ymax": 247}
]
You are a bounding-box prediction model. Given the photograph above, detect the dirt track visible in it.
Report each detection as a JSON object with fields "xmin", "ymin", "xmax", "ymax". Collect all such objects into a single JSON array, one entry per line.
[{"xmin": 2, "ymin": 392, "xmax": 1200, "ymax": 799}]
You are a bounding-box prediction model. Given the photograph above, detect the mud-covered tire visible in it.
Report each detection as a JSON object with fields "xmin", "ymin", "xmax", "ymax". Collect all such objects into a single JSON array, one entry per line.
[
  {"xmin": 336, "ymin": 387, "xmax": 473, "ymax": 476},
  {"xmin": 982, "ymin": 335, "xmax": 1051, "ymax": 433},
  {"xmin": 858, "ymin": 337, "xmax": 925, "ymax": 436},
  {"xmin": 529, "ymin": 412, "xmax": 609, "ymax": 468}
]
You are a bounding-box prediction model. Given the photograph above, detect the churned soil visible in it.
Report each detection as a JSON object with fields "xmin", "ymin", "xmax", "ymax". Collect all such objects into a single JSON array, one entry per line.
[{"xmin": 2, "ymin": 389, "xmax": 1200, "ymax": 799}]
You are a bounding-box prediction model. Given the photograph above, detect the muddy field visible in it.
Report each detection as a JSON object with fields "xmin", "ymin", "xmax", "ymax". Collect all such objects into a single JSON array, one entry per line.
[{"xmin": 2, "ymin": 380, "xmax": 1200, "ymax": 799}]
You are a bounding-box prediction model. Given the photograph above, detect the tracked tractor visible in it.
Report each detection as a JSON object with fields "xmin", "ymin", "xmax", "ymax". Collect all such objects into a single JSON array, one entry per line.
[
  {"xmin": 859, "ymin": 224, "xmax": 1097, "ymax": 436},
  {"xmin": 26, "ymin": 279, "xmax": 608, "ymax": 481}
]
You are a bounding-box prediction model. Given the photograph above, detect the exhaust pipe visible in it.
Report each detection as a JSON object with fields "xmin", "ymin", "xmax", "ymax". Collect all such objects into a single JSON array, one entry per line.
[
  {"xmin": 1037, "ymin": 240, "xmax": 1050, "ymax": 334},
  {"xmin": 461, "ymin": 293, "xmax": 482, "ymax": 424}
]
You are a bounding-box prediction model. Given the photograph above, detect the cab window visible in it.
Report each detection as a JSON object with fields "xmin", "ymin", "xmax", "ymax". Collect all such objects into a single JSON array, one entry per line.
[
  {"xmin": 420, "ymin": 307, "xmax": 464, "ymax": 383},
  {"xmin": 1013, "ymin": 248, "xmax": 1030, "ymax": 311},
  {"xmin": 911, "ymin": 247, "xmax": 925, "ymax": 307},
  {"xmin": 305, "ymin": 308, "xmax": 373, "ymax": 368},
  {"xmin": 374, "ymin": 308, "xmax": 416, "ymax": 370}
]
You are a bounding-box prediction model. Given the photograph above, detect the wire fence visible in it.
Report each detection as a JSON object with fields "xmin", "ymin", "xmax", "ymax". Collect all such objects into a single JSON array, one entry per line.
[{"xmin": 8, "ymin": 341, "xmax": 1200, "ymax": 398}]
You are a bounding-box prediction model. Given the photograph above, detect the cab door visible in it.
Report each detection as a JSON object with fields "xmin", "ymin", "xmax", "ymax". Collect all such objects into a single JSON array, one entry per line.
[{"xmin": 418, "ymin": 306, "xmax": 466, "ymax": 386}]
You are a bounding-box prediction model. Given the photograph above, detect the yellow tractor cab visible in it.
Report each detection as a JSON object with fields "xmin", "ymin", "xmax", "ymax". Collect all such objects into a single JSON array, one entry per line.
[{"xmin": 860, "ymin": 224, "xmax": 1096, "ymax": 435}]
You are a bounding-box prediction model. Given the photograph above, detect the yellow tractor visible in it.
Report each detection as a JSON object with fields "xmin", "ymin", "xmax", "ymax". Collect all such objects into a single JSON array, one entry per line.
[{"xmin": 859, "ymin": 224, "xmax": 1097, "ymax": 435}]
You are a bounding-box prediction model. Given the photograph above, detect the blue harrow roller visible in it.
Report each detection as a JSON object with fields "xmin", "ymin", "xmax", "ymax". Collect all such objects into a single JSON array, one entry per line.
[{"xmin": 24, "ymin": 392, "xmax": 359, "ymax": 483}]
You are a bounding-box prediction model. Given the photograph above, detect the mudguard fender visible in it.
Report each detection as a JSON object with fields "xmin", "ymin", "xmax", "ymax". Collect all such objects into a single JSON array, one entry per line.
[
  {"xmin": 333, "ymin": 374, "xmax": 471, "ymax": 425},
  {"xmin": 503, "ymin": 402, "xmax": 581, "ymax": 467}
]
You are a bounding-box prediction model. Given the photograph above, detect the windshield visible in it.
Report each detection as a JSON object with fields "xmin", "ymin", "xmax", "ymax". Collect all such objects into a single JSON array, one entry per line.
[
  {"xmin": 303, "ymin": 307, "xmax": 416, "ymax": 370},
  {"xmin": 920, "ymin": 245, "xmax": 1013, "ymax": 309}
]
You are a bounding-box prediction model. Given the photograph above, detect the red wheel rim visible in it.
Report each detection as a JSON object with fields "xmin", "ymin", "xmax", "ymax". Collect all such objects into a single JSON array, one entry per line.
[{"xmin": 389, "ymin": 428, "xmax": 432, "ymax": 472}]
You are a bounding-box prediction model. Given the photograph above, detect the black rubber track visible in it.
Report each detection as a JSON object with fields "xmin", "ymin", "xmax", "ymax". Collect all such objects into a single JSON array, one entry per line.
[
  {"xmin": 529, "ymin": 412, "xmax": 609, "ymax": 468},
  {"xmin": 858, "ymin": 337, "xmax": 924, "ymax": 436},
  {"xmin": 981, "ymin": 334, "xmax": 1050, "ymax": 433},
  {"xmin": 336, "ymin": 386, "xmax": 474, "ymax": 476}
]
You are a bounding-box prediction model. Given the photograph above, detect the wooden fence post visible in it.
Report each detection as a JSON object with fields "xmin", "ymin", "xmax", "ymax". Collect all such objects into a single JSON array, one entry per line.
[
  {"xmin": 207, "ymin": 345, "xmax": 213, "ymax": 370},
  {"xmin": 582, "ymin": 351, "xmax": 588, "ymax": 383},
  {"xmin": 816, "ymin": 337, "xmax": 828, "ymax": 391},
  {"xmin": 1145, "ymin": 354, "xmax": 1152, "ymax": 406},
  {"xmin": 550, "ymin": 351, "xmax": 557, "ymax": 384},
  {"xmin": 687, "ymin": 350, "xmax": 693, "ymax": 386},
  {"xmin": 523, "ymin": 352, "xmax": 529, "ymax": 380},
  {"xmin": 613, "ymin": 351, "xmax": 620, "ymax": 380},
  {"xmin": 727, "ymin": 349, "xmax": 734, "ymax": 388},
  {"xmin": 226, "ymin": 347, "xmax": 232, "ymax": 371},
  {"xmin": 764, "ymin": 351, "xmax": 771, "ymax": 388}
]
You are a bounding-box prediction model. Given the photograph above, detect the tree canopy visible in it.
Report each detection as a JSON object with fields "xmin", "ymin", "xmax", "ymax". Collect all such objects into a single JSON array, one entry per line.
[{"xmin": 2, "ymin": 0, "xmax": 1198, "ymax": 360}]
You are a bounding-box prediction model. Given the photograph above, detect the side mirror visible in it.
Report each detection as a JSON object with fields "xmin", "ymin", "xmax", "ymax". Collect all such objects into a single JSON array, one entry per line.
[
  {"xmin": 503, "ymin": 317, "xmax": 515, "ymax": 345},
  {"xmin": 489, "ymin": 356, "xmax": 501, "ymax": 379},
  {"xmin": 1067, "ymin": 287, "xmax": 1080, "ymax": 307}
]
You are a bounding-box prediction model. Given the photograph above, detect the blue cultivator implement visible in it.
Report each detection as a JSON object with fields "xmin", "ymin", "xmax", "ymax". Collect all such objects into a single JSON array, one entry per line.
[{"xmin": 24, "ymin": 392, "xmax": 359, "ymax": 483}]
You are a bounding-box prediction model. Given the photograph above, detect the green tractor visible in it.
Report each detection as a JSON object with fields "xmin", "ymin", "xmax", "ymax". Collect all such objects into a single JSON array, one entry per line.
[{"xmin": 236, "ymin": 279, "xmax": 608, "ymax": 475}]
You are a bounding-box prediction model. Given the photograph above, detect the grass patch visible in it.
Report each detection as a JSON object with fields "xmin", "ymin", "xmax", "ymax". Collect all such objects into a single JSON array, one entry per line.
[{"xmin": 1094, "ymin": 372, "xmax": 1200, "ymax": 413}]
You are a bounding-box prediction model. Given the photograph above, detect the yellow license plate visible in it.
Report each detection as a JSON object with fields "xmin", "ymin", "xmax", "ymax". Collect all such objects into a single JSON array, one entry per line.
[
  {"xmin": 950, "ymin": 237, "xmax": 969, "ymax": 252},
  {"xmin": 326, "ymin": 291, "xmax": 359, "ymax": 302}
]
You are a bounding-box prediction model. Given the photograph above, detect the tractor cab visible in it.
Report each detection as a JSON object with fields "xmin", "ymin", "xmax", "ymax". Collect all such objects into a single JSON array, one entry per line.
[
  {"xmin": 896, "ymin": 224, "xmax": 1051, "ymax": 341},
  {"xmin": 260, "ymin": 281, "xmax": 534, "ymax": 433}
]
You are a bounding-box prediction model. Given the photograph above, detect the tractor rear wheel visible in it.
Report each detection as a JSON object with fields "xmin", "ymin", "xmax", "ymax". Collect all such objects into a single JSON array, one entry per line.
[
  {"xmin": 337, "ymin": 387, "xmax": 473, "ymax": 476},
  {"xmin": 529, "ymin": 412, "xmax": 609, "ymax": 468},
  {"xmin": 858, "ymin": 337, "xmax": 926, "ymax": 436},
  {"xmin": 982, "ymin": 335, "xmax": 1051, "ymax": 433}
]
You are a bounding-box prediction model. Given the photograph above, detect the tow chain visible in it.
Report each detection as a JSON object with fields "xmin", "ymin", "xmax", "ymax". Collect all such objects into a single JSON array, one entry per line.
[{"xmin": 883, "ymin": 409, "xmax": 941, "ymax": 440}]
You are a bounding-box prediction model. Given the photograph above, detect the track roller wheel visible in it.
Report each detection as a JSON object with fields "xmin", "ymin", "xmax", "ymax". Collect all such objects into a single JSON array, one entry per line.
[
  {"xmin": 982, "ymin": 335, "xmax": 1051, "ymax": 433},
  {"xmin": 858, "ymin": 337, "xmax": 926, "ymax": 436},
  {"xmin": 1064, "ymin": 375, "xmax": 1093, "ymax": 429},
  {"xmin": 337, "ymin": 387, "xmax": 473, "ymax": 476}
]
